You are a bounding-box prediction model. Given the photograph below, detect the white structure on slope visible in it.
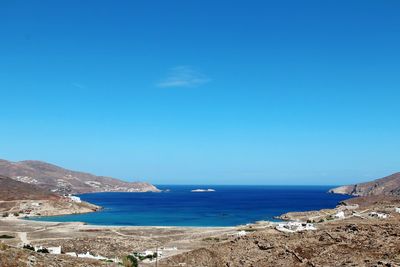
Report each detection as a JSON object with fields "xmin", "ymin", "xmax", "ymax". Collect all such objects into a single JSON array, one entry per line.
[
  {"xmin": 334, "ymin": 211, "xmax": 345, "ymax": 219},
  {"xmin": 33, "ymin": 246, "xmax": 61, "ymax": 255},
  {"xmin": 276, "ymin": 222, "xmax": 316, "ymax": 233},
  {"xmin": 369, "ymin": 212, "xmax": 388, "ymax": 219},
  {"xmin": 232, "ymin": 230, "xmax": 247, "ymax": 237},
  {"xmin": 67, "ymin": 195, "xmax": 82, "ymax": 203},
  {"xmin": 77, "ymin": 251, "xmax": 107, "ymax": 260}
]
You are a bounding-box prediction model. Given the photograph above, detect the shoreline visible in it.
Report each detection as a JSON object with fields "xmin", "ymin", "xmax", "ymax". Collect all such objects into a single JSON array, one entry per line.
[
  {"xmin": 17, "ymin": 188, "xmax": 350, "ymax": 228},
  {"xmin": 7, "ymin": 192, "xmax": 400, "ymax": 266}
]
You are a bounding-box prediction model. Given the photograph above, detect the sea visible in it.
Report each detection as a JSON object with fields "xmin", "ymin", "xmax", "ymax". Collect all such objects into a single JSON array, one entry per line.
[{"xmin": 30, "ymin": 185, "xmax": 351, "ymax": 227}]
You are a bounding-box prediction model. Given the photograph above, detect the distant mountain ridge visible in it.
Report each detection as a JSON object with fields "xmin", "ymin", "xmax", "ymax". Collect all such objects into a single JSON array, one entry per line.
[
  {"xmin": 329, "ymin": 172, "xmax": 400, "ymax": 196},
  {"xmin": 0, "ymin": 159, "xmax": 160, "ymax": 194}
]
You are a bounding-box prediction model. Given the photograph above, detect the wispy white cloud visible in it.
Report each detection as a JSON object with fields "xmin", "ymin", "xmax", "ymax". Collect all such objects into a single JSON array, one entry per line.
[
  {"xmin": 157, "ymin": 66, "xmax": 210, "ymax": 88},
  {"xmin": 71, "ymin": 82, "xmax": 87, "ymax": 89}
]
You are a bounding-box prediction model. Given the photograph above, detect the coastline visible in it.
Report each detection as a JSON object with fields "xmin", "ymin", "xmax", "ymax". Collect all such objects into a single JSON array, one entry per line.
[
  {"xmin": 4, "ymin": 191, "xmax": 400, "ymax": 266},
  {"xmin": 22, "ymin": 185, "xmax": 348, "ymax": 227},
  {"xmin": 0, "ymin": 189, "xmax": 361, "ymax": 266}
]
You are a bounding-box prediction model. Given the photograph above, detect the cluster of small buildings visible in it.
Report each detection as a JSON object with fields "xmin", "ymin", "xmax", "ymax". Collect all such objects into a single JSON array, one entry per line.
[
  {"xmin": 276, "ymin": 222, "xmax": 316, "ymax": 233},
  {"xmin": 21, "ymin": 240, "xmax": 177, "ymax": 264},
  {"xmin": 21, "ymin": 242, "xmax": 119, "ymax": 263}
]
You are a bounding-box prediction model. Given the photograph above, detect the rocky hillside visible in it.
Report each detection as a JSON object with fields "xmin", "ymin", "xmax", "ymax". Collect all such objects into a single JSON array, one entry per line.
[
  {"xmin": 0, "ymin": 243, "xmax": 107, "ymax": 267},
  {"xmin": 329, "ymin": 172, "xmax": 400, "ymax": 196},
  {"xmin": 0, "ymin": 159, "xmax": 160, "ymax": 194},
  {"xmin": 161, "ymin": 197, "xmax": 400, "ymax": 267},
  {"xmin": 0, "ymin": 175, "xmax": 59, "ymax": 201}
]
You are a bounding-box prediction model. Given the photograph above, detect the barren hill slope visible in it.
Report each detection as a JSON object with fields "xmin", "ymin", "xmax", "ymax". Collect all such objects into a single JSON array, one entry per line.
[
  {"xmin": 329, "ymin": 172, "xmax": 400, "ymax": 196},
  {"xmin": 0, "ymin": 175, "xmax": 59, "ymax": 201},
  {"xmin": 0, "ymin": 159, "xmax": 160, "ymax": 194}
]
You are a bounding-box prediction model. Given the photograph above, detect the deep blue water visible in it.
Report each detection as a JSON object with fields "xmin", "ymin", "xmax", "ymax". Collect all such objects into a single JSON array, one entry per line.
[{"xmin": 30, "ymin": 185, "xmax": 351, "ymax": 226}]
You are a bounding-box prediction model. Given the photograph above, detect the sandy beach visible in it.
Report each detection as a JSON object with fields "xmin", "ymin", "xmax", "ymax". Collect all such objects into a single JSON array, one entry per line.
[{"xmin": 0, "ymin": 209, "xmax": 242, "ymax": 266}]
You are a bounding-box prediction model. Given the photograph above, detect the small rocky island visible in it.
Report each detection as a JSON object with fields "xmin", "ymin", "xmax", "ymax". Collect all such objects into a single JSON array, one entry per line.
[
  {"xmin": 1, "ymin": 170, "xmax": 400, "ymax": 266},
  {"xmin": 191, "ymin": 188, "xmax": 216, "ymax": 192}
]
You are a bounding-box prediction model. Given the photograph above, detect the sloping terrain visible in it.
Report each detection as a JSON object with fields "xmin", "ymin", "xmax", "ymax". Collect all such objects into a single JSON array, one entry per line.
[
  {"xmin": 0, "ymin": 243, "xmax": 107, "ymax": 267},
  {"xmin": 0, "ymin": 175, "xmax": 59, "ymax": 201},
  {"xmin": 329, "ymin": 172, "xmax": 400, "ymax": 196},
  {"xmin": 161, "ymin": 197, "xmax": 400, "ymax": 267},
  {"xmin": 0, "ymin": 159, "xmax": 159, "ymax": 194}
]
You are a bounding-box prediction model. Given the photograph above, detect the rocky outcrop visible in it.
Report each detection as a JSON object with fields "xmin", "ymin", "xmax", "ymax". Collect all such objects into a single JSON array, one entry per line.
[
  {"xmin": 0, "ymin": 159, "xmax": 160, "ymax": 194},
  {"xmin": 329, "ymin": 172, "xmax": 400, "ymax": 196},
  {"xmin": 162, "ymin": 200, "xmax": 400, "ymax": 267}
]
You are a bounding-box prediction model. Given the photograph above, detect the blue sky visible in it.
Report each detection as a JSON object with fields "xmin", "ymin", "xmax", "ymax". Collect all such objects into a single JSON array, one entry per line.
[{"xmin": 1, "ymin": 0, "xmax": 400, "ymax": 185}]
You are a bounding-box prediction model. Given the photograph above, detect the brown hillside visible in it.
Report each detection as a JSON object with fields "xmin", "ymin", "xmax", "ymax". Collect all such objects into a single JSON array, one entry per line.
[
  {"xmin": 0, "ymin": 159, "xmax": 160, "ymax": 194},
  {"xmin": 329, "ymin": 172, "xmax": 400, "ymax": 196},
  {"xmin": 0, "ymin": 175, "xmax": 59, "ymax": 201}
]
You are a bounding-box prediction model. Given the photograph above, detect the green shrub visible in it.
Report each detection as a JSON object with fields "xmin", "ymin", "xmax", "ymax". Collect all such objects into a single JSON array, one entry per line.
[
  {"xmin": 37, "ymin": 248, "xmax": 49, "ymax": 253},
  {"xmin": 122, "ymin": 255, "xmax": 138, "ymax": 267},
  {"xmin": 0, "ymin": 242, "xmax": 9, "ymax": 251},
  {"xmin": 0, "ymin": 235, "xmax": 14, "ymax": 239},
  {"xmin": 23, "ymin": 244, "xmax": 35, "ymax": 251}
]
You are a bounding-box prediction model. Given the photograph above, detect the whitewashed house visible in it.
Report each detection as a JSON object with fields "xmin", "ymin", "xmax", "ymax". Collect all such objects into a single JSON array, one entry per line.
[
  {"xmin": 276, "ymin": 222, "xmax": 316, "ymax": 233},
  {"xmin": 77, "ymin": 251, "xmax": 107, "ymax": 260},
  {"xmin": 67, "ymin": 195, "xmax": 82, "ymax": 203},
  {"xmin": 369, "ymin": 212, "xmax": 388, "ymax": 219},
  {"xmin": 334, "ymin": 211, "xmax": 345, "ymax": 219},
  {"xmin": 47, "ymin": 246, "xmax": 62, "ymax": 255},
  {"xmin": 232, "ymin": 230, "xmax": 247, "ymax": 237}
]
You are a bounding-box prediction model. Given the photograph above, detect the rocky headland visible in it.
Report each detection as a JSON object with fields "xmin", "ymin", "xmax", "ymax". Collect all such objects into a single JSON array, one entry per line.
[
  {"xmin": 1, "ymin": 171, "xmax": 400, "ymax": 266},
  {"xmin": 329, "ymin": 172, "xmax": 400, "ymax": 196},
  {"xmin": 0, "ymin": 159, "xmax": 160, "ymax": 194}
]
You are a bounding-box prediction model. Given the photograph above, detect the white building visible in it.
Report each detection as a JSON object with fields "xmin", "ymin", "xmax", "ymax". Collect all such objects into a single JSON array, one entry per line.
[
  {"xmin": 395, "ymin": 207, "xmax": 400, "ymax": 213},
  {"xmin": 276, "ymin": 222, "xmax": 316, "ymax": 233},
  {"xmin": 47, "ymin": 246, "xmax": 62, "ymax": 255},
  {"xmin": 138, "ymin": 250, "xmax": 162, "ymax": 257},
  {"xmin": 232, "ymin": 230, "xmax": 247, "ymax": 237},
  {"xmin": 77, "ymin": 251, "xmax": 107, "ymax": 260},
  {"xmin": 369, "ymin": 212, "xmax": 388, "ymax": 219},
  {"xmin": 67, "ymin": 195, "xmax": 82, "ymax": 203},
  {"xmin": 334, "ymin": 211, "xmax": 345, "ymax": 219}
]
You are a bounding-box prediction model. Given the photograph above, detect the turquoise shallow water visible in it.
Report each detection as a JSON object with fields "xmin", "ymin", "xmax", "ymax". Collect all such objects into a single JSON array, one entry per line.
[{"xmin": 29, "ymin": 185, "xmax": 351, "ymax": 226}]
